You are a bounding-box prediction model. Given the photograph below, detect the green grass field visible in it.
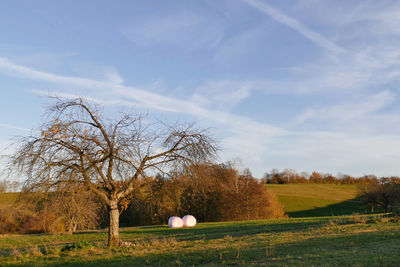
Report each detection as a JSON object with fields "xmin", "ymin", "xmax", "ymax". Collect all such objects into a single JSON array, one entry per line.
[
  {"xmin": 1, "ymin": 214, "xmax": 399, "ymax": 266},
  {"xmin": 0, "ymin": 187, "xmax": 397, "ymax": 266},
  {"xmin": 266, "ymin": 184, "xmax": 370, "ymax": 217}
]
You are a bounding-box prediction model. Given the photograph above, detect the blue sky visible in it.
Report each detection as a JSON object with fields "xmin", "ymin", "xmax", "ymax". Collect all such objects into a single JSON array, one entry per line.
[{"xmin": 1, "ymin": 0, "xmax": 400, "ymax": 178}]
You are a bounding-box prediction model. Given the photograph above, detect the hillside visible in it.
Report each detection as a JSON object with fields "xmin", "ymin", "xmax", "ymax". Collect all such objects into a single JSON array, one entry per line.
[
  {"xmin": 1, "ymin": 215, "xmax": 399, "ymax": 266},
  {"xmin": 266, "ymin": 184, "xmax": 368, "ymax": 217}
]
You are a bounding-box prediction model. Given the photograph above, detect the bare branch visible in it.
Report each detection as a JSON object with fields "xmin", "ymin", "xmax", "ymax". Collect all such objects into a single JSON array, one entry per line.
[{"xmin": 7, "ymin": 96, "xmax": 217, "ymax": 247}]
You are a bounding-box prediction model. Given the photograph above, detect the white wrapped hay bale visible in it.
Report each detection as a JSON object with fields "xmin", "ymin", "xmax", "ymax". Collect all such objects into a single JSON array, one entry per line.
[
  {"xmin": 182, "ymin": 215, "xmax": 196, "ymax": 227},
  {"xmin": 168, "ymin": 216, "xmax": 183, "ymax": 228}
]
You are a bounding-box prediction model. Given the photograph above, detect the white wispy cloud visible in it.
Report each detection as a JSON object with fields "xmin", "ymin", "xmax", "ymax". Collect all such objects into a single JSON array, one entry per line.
[
  {"xmin": 313, "ymin": 1, "xmax": 400, "ymax": 36},
  {"xmin": 1, "ymin": 54, "xmax": 400, "ymax": 177},
  {"xmin": 243, "ymin": 0, "xmax": 345, "ymax": 54},
  {"xmin": 0, "ymin": 56, "xmax": 288, "ymax": 166},
  {"xmin": 269, "ymin": 131, "xmax": 400, "ymax": 176},
  {"xmin": 192, "ymin": 80, "xmax": 252, "ymax": 110},
  {"xmin": 295, "ymin": 90, "xmax": 396, "ymax": 124},
  {"xmin": 0, "ymin": 123, "xmax": 31, "ymax": 132},
  {"xmin": 121, "ymin": 10, "xmax": 224, "ymax": 50},
  {"xmin": 0, "ymin": 57, "xmax": 113, "ymax": 89},
  {"xmin": 0, "ymin": 56, "xmax": 195, "ymax": 113}
]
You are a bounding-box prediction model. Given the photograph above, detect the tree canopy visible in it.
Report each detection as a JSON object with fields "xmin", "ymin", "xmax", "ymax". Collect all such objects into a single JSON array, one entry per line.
[{"xmin": 9, "ymin": 97, "xmax": 217, "ymax": 246}]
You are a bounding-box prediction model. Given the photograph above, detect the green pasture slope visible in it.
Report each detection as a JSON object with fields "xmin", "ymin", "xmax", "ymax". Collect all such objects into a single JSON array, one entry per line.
[
  {"xmin": 1, "ymin": 215, "xmax": 399, "ymax": 266},
  {"xmin": 266, "ymin": 184, "xmax": 368, "ymax": 217}
]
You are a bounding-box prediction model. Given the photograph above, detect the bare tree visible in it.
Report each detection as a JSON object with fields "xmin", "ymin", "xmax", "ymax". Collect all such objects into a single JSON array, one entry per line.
[
  {"xmin": 50, "ymin": 185, "xmax": 102, "ymax": 233},
  {"xmin": 8, "ymin": 97, "xmax": 217, "ymax": 247},
  {"xmin": 359, "ymin": 183, "xmax": 400, "ymax": 213}
]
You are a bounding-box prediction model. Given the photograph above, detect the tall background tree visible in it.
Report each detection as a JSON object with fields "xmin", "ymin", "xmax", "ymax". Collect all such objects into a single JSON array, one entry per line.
[{"xmin": 8, "ymin": 98, "xmax": 217, "ymax": 247}]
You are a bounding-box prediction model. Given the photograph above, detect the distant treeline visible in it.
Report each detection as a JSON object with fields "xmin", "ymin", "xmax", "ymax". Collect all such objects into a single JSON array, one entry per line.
[
  {"xmin": 262, "ymin": 169, "xmax": 400, "ymax": 185},
  {"xmin": 0, "ymin": 163, "xmax": 285, "ymax": 234}
]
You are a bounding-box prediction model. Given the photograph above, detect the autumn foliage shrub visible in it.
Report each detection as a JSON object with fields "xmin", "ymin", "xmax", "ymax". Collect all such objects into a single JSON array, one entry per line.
[
  {"xmin": 0, "ymin": 203, "xmax": 39, "ymax": 234},
  {"xmin": 123, "ymin": 163, "xmax": 286, "ymax": 225},
  {"xmin": 180, "ymin": 164, "xmax": 286, "ymax": 222},
  {"xmin": 0, "ymin": 187, "xmax": 102, "ymax": 234}
]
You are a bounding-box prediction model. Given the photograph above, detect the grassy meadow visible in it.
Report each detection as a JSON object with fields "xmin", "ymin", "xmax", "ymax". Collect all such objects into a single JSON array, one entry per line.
[
  {"xmin": 1, "ymin": 185, "xmax": 395, "ymax": 266},
  {"xmin": 1, "ymin": 214, "xmax": 399, "ymax": 266},
  {"xmin": 266, "ymin": 184, "xmax": 370, "ymax": 217}
]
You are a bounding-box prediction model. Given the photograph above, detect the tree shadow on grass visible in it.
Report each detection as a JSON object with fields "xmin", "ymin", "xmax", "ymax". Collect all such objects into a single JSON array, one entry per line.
[
  {"xmin": 287, "ymin": 199, "xmax": 373, "ymax": 218},
  {"xmin": 119, "ymin": 219, "xmax": 330, "ymax": 242}
]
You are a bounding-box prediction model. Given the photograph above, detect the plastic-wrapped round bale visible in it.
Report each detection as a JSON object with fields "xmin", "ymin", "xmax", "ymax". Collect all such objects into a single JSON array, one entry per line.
[
  {"xmin": 168, "ymin": 216, "xmax": 183, "ymax": 228},
  {"xmin": 182, "ymin": 215, "xmax": 196, "ymax": 227}
]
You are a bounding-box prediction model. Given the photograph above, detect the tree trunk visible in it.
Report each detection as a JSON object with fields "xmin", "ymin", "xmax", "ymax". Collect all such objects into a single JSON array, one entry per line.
[
  {"xmin": 108, "ymin": 201, "xmax": 120, "ymax": 247},
  {"xmin": 68, "ymin": 221, "xmax": 77, "ymax": 234}
]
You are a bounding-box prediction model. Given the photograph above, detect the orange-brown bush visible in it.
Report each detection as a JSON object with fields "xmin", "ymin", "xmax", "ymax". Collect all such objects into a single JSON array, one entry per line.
[
  {"xmin": 180, "ymin": 164, "xmax": 286, "ymax": 222},
  {"xmin": 123, "ymin": 163, "xmax": 286, "ymax": 225},
  {"xmin": 0, "ymin": 202, "xmax": 39, "ymax": 234},
  {"xmin": 0, "ymin": 187, "xmax": 102, "ymax": 234}
]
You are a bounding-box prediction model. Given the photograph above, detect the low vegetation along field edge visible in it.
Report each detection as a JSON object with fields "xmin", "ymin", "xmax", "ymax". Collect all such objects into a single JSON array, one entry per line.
[{"xmin": 1, "ymin": 214, "xmax": 399, "ymax": 266}]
